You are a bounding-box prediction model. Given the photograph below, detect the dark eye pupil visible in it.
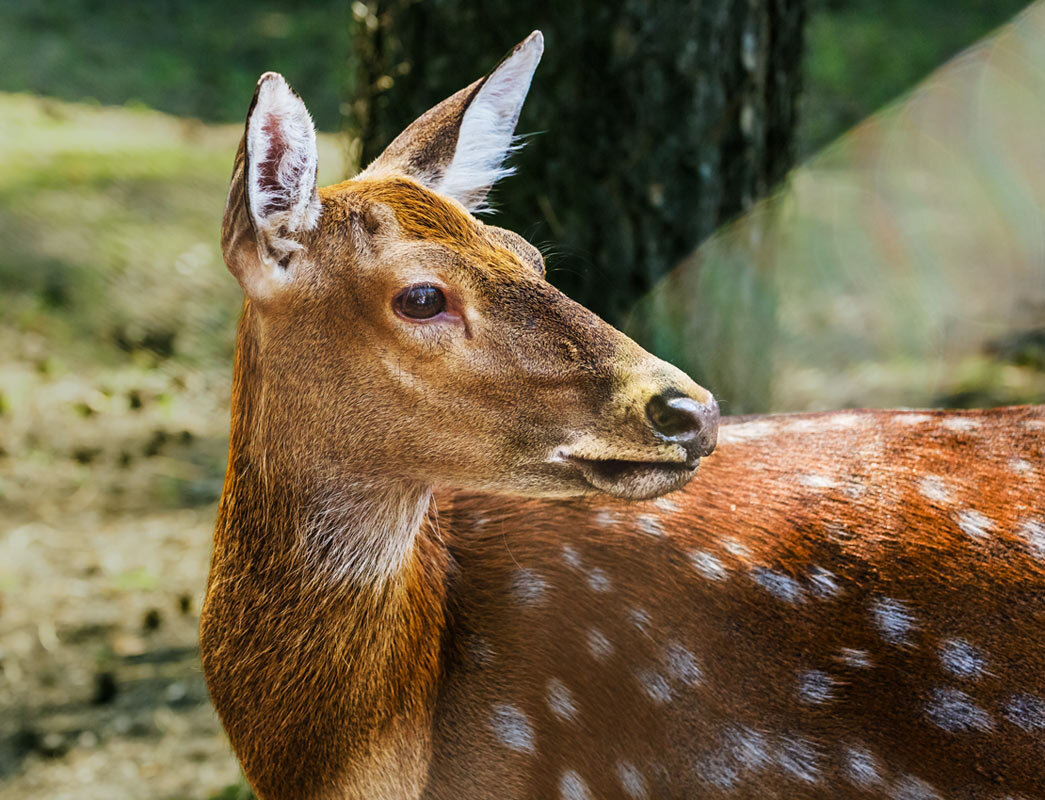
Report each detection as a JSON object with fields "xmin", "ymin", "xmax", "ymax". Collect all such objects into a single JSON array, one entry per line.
[{"xmin": 399, "ymin": 284, "xmax": 445, "ymax": 319}]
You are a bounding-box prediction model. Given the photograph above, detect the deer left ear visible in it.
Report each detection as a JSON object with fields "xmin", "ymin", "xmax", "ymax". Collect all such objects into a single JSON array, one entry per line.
[
  {"xmin": 245, "ymin": 72, "xmax": 321, "ymax": 257},
  {"xmin": 222, "ymin": 73, "xmax": 321, "ymax": 301},
  {"xmin": 359, "ymin": 31, "xmax": 543, "ymax": 212}
]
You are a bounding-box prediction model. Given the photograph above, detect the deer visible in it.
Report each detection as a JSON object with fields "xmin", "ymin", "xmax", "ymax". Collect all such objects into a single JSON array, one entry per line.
[{"xmin": 200, "ymin": 30, "xmax": 1045, "ymax": 800}]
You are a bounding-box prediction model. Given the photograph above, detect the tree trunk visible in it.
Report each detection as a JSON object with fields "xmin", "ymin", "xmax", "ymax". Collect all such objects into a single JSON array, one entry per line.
[{"xmin": 350, "ymin": 0, "xmax": 806, "ymax": 412}]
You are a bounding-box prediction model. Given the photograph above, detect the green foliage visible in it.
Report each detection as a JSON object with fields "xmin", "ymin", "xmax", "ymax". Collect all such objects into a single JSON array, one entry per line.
[
  {"xmin": 800, "ymin": 0, "xmax": 1031, "ymax": 153},
  {"xmin": 111, "ymin": 567, "xmax": 159, "ymax": 592},
  {"xmin": 0, "ymin": 0, "xmax": 1031, "ymax": 152},
  {"xmin": 0, "ymin": 0, "xmax": 353, "ymax": 131},
  {"xmin": 208, "ymin": 779, "xmax": 256, "ymax": 800}
]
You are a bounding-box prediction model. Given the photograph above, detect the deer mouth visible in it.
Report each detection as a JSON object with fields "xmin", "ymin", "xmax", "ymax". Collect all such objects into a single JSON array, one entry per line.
[{"xmin": 564, "ymin": 455, "xmax": 699, "ymax": 501}]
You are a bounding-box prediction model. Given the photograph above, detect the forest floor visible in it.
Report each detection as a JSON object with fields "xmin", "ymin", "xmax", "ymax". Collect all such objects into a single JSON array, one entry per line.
[{"xmin": 0, "ymin": 315, "xmax": 245, "ymax": 799}]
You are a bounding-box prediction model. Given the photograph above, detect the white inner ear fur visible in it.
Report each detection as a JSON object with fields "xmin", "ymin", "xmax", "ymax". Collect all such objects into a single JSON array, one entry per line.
[
  {"xmin": 246, "ymin": 72, "xmax": 321, "ymax": 264},
  {"xmin": 437, "ymin": 32, "xmax": 544, "ymax": 213}
]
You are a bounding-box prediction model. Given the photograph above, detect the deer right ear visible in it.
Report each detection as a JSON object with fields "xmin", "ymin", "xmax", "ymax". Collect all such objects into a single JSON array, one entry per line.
[
  {"xmin": 359, "ymin": 31, "xmax": 543, "ymax": 213},
  {"xmin": 222, "ymin": 72, "xmax": 321, "ymax": 302}
]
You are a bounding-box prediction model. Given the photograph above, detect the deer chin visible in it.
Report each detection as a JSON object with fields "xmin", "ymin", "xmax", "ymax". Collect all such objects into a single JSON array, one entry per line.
[{"xmin": 563, "ymin": 454, "xmax": 699, "ymax": 501}]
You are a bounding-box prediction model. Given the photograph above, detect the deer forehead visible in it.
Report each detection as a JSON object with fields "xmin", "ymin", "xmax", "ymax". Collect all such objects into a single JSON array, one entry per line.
[{"xmin": 318, "ymin": 177, "xmax": 536, "ymax": 285}]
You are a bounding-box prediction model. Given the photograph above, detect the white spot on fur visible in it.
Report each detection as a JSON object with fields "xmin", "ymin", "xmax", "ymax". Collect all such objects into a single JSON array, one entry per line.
[
  {"xmin": 1017, "ymin": 518, "xmax": 1045, "ymax": 559},
  {"xmin": 956, "ymin": 509, "xmax": 994, "ymax": 540},
  {"xmin": 653, "ymin": 497, "xmax": 680, "ymax": 513},
  {"xmin": 798, "ymin": 473, "xmax": 838, "ymax": 489},
  {"xmin": 782, "ymin": 417, "xmax": 823, "ymax": 434},
  {"xmin": 593, "ymin": 509, "xmax": 620, "ymax": 528},
  {"xmin": 509, "ymin": 568, "xmax": 548, "ymax": 606},
  {"xmin": 918, "ymin": 475, "xmax": 953, "ymax": 504},
  {"xmin": 689, "ymin": 549, "xmax": 728, "ymax": 581},
  {"xmin": 637, "ymin": 669, "xmax": 673, "ymax": 704},
  {"xmin": 727, "ymin": 726, "xmax": 771, "ymax": 770},
  {"xmin": 939, "ymin": 638, "xmax": 985, "ymax": 679},
  {"xmin": 775, "ymin": 736, "xmax": 820, "ymax": 783},
  {"xmin": 718, "ymin": 418, "xmax": 779, "ymax": 444},
  {"xmin": 1009, "ymin": 458, "xmax": 1033, "ymax": 475},
  {"xmin": 723, "ymin": 538, "xmax": 752, "ymax": 559},
  {"xmin": 826, "ymin": 412, "xmax": 863, "ymax": 429},
  {"xmin": 837, "ymin": 648, "xmax": 874, "ymax": 669},
  {"xmin": 489, "ymin": 703, "xmax": 535, "ymax": 753},
  {"xmin": 664, "ymin": 642, "xmax": 703, "ymax": 687},
  {"xmin": 844, "ymin": 744, "xmax": 883, "ymax": 787},
  {"xmin": 895, "ymin": 413, "xmax": 934, "ymax": 425},
  {"xmin": 797, "ymin": 670, "xmax": 837, "ymax": 704},
  {"xmin": 559, "ymin": 770, "xmax": 592, "ymax": 800},
  {"xmin": 586, "ymin": 628, "xmax": 614, "ymax": 660},
  {"xmin": 891, "ymin": 776, "xmax": 943, "ymax": 800},
  {"xmin": 1003, "ymin": 692, "xmax": 1045, "ymax": 731},
  {"xmin": 629, "ymin": 606, "xmax": 653, "ymax": 635},
  {"xmin": 437, "ymin": 32, "xmax": 543, "ymax": 212},
  {"xmin": 942, "ymin": 416, "xmax": 979, "ymax": 432},
  {"xmin": 561, "ymin": 543, "xmax": 583, "ymax": 570},
  {"xmin": 616, "ymin": 761, "xmax": 648, "ymax": 799},
  {"xmin": 925, "ymin": 687, "xmax": 994, "ymax": 732},
  {"xmin": 752, "ymin": 568, "xmax": 807, "ymax": 604},
  {"xmin": 636, "ymin": 513, "xmax": 664, "ymax": 537},
  {"xmin": 871, "ymin": 597, "xmax": 917, "ymax": 645},
  {"xmin": 844, "ymin": 482, "xmax": 867, "ymax": 499},
  {"xmin": 586, "ymin": 567, "xmax": 612, "ymax": 593},
  {"xmin": 696, "ymin": 726, "xmax": 771, "ymax": 788},
  {"xmin": 808, "ymin": 566, "xmax": 842, "ymax": 598},
  {"xmin": 546, "ymin": 678, "xmax": 578, "ymax": 722}
]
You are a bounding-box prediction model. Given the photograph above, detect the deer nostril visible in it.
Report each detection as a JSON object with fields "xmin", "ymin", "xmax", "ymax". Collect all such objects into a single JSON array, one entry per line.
[{"xmin": 646, "ymin": 392, "xmax": 719, "ymax": 457}]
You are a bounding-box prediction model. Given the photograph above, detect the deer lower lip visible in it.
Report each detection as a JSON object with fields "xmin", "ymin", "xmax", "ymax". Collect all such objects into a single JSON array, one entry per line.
[
  {"xmin": 565, "ymin": 456, "xmax": 698, "ymax": 497},
  {"xmin": 569, "ymin": 456, "xmax": 693, "ymax": 478}
]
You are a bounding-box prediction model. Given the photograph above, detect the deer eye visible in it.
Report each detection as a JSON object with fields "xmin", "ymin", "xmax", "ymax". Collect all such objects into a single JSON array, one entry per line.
[{"xmin": 395, "ymin": 284, "xmax": 446, "ymax": 320}]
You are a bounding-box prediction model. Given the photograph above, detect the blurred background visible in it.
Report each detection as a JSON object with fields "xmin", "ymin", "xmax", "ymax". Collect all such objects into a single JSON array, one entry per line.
[{"xmin": 1, "ymin": 1, "xmax": 1043, "ymax": 798}]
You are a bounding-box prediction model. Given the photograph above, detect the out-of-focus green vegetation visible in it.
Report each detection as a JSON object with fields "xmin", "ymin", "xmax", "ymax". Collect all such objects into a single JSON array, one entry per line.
[
  {"xmin": 0, "ymin": 94, "xmax": 349, "ymax": 520},
  {"xmin": 0, "ymin": 95, "xmax": 349, "ymax": 364},
  {"xmin": 802, "ymin": 0, "xmax": 1032, "ymax": 153},
  {"xmin": 1, "ymin": 95, "xmax": 238, "ymax": 366},
  {"xmin": 0, "ymin": 0, "xmax": 1029, "ymax": 151},
  {"xmin": 0, "ymin": 0, "xmax": 351, "ymax": 131}
]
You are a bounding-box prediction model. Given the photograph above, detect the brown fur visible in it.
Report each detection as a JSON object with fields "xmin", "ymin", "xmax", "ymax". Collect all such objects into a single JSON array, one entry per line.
[
  {"xmin": 202, "ymin": 38, "xmax": 1045, "ymax": 800},
  {"xmin": 204, "ymin": 41, "xmax": 712, "ymax": 799},
  {"xmin": 203, "ymin": 306, "xmax": 447, "ymax": 798},
  {"xmin": 430, "ymin": 407, "xmax": 1045, "ymax": 798}
]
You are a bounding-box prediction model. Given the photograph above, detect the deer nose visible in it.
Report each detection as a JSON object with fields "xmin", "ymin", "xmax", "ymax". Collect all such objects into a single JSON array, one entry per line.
[{"xmin": 646, "ymin": 391, "xmax": 719, "ymax": 460}]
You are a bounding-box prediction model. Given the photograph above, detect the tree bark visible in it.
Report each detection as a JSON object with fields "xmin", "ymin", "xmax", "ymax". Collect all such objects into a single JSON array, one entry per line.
[{"xmin": 350, "ymin": 0, "xmax": 806, "ymax": 412}]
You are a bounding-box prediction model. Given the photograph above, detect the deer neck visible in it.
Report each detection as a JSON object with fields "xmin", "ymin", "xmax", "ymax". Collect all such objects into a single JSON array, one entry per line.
[{"xmin": 201, "ymin": 304, "xmax": 448, "ymax": 800}]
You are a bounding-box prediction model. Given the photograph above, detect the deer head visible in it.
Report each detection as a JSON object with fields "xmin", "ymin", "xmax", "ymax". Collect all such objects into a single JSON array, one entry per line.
[{"xmin": 219, "ymin": 31, "xmax": 718, "ymax": 503}]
